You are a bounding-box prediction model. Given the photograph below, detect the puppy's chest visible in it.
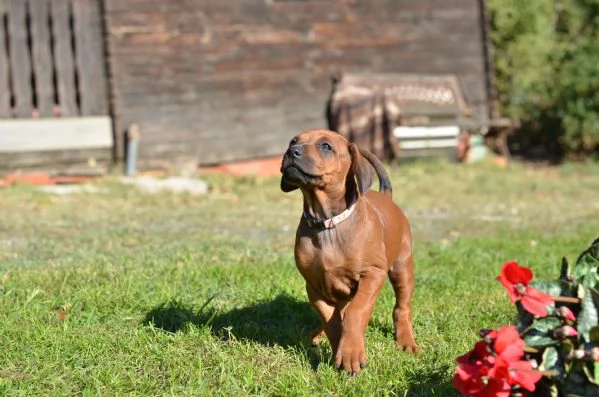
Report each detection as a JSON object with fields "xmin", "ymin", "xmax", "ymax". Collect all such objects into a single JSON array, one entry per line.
[{"xmin": 295, "ymin": 240, "xmax": 362, "ymax": 302}]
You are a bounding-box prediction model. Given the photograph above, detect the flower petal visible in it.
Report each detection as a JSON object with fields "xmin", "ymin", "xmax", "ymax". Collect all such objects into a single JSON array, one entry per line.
[
  {"xmin": 494, "ymin": 325, "xmax": 525, "ymax": 355},
  {"xmin": 453, "ymin": 364, "xmax": 486, "ymax": 395},
  {"xmin": 526, "ymin": 287, "xmax": 555, "ymax": 303},
  {"xmin": 497, "ymin": 273, "xmax": 519, "ymax": 302},
  {"xmin": 498, "ymin": 344, "xmax": 525, "ymax": 364},
  {"xmin": 483, "ymin": 366, "xmax": 513, "ymax": 397},
  {"xmin": 503, "ymin": 261, "xmax": 533, "ymax": 284},
  {"xmin": 456, "ymin": 341, "xmax": 490, "ymax": 365},
  {"xmin": 508, "ymin": 360, "xmax": 543, "ymax": 392},
  {"xmin": 521, "ymin": 288, "xmax": 555, "ymax": 317}
]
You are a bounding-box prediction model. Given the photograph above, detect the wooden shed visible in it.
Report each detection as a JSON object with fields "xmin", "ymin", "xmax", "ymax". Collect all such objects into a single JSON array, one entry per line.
[{"xmin": 0, "ymin": 0, "xmax": 495, "ymax": 172}]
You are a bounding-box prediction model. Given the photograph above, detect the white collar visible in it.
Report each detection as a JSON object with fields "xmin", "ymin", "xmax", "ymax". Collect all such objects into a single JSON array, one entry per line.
[{"xmin": 303, "ymin": 201, "xmax": 357, "ymax": 230}]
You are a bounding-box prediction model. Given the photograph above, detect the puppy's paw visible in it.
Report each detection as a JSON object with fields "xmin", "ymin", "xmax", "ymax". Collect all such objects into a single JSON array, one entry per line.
[
  {"xmin": 396, "ymin": 336, "xmax": 420, "ymax": 354},
  {"xmin": 335, "ymin": 337, "xmax": 367, "ymax": 375}
]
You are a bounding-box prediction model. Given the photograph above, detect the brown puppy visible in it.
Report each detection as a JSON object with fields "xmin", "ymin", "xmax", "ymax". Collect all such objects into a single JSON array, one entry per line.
[{"xmin": 280, "ymin": 129, "xmax": 418, "ymax": 374}]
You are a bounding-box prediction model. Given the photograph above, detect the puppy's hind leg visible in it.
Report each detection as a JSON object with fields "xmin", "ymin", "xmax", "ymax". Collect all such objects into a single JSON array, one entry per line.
[{"xmin": 388, "ymin": 253, "xmax": 419, "ymax": 353}]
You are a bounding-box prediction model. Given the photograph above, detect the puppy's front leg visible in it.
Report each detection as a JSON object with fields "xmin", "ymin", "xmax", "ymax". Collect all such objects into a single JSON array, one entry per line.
[
  {"xmin": 306, "ymin": 283, "xmax": 343, "ymax": 354},
  {"xmin": 336, "ymin": 267, "xmax": 387, "ymax": 374}
]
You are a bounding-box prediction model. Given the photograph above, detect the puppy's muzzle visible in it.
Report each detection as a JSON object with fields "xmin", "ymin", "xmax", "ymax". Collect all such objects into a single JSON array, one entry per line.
[
  {"xmin": 286, "ymin": 144, "xmax": 304, "ymax": 160},
  {"xmin": 281, "ymin": 144, "xmax": 314, "ymax": 174},
  {"xmin": 281, "ymin": 144, "xmax": 320, "ymax": 190}
]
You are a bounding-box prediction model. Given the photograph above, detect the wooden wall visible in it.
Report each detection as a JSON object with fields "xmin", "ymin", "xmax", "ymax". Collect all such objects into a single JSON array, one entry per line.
[{"xmin": 104, "ymin": 0, "xmax": 490, "ymax": 166}]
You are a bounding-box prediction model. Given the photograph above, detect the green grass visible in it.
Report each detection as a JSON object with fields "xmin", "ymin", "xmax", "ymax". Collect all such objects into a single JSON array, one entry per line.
[{"xmin": 1, "ymin": 160, "xmax": 599, "ymax": 396}]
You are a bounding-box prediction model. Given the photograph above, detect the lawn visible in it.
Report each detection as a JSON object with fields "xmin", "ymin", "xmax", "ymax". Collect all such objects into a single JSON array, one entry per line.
[{"xmin": 1, "ymin": 160, "xmax": 598, "ymax": 396}]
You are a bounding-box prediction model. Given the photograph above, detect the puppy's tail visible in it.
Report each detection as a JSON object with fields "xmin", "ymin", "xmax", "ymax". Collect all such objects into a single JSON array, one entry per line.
[{"xmin": 359, "ymin": 149, "xmax": 393, "ymax": 196}]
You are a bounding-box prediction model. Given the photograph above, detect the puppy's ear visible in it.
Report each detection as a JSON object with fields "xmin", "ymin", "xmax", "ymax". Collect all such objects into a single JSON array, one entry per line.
[
  {"xmin": 280, "ymin": 178, "xmax": 298, "ymax": 192},
  {"xmin": 348, "ymin": 143, "xmax": 374, "ymax": 195}
]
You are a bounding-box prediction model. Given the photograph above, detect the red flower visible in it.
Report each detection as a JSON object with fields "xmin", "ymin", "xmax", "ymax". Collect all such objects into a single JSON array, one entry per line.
[
  {"xmin": 454, "ymin": 326, "xmax": 543, "ymax": 396},
  {"xmin": 490, "ymin": 326, "xmax": 538, "ymax": 391},
  {"xmin": 453, "ymin": 363, "xmax": 511, "ymax": 397},
  {"xmin": 456, "ymin": 340, "xmax": 492, "ymax": 366},
  {"xmin": 501, "ymin": 358, "xmax": 543, "ymax": 392},
  {"xmin": 497, "ymin": 261, "xmax": 555, "ymax": 317},
  {"xmin": 493, "ymin": 326, "xmax": 525, "ymax": 359},
  {"xmin": 454, "ymin": 339, "xmax": 504, "ymax": 396}
]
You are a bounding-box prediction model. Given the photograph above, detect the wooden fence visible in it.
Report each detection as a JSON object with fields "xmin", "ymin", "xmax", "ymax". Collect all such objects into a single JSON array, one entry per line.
[
  {"xmin": 0, "ymin": 0, "xmax": 107, "ymax": 118},
  {"xmin": 0, "ymin": 0, "xmax": 112, "ymax": 172}
]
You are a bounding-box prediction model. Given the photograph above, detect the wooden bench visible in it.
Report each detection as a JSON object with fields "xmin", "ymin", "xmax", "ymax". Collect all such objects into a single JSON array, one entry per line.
[
  {"xmin": 327, "ymin": 72, "xmax": 513, "ymax": 162},
  {"xmin": 392, "ymin": 125, "xmax": 461, "ymax": 159}
]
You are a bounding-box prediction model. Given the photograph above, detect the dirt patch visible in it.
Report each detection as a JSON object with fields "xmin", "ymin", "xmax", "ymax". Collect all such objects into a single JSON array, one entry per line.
[{"xmin": 199, "ymin": 156, "xmax": 282, "ymax": 177}]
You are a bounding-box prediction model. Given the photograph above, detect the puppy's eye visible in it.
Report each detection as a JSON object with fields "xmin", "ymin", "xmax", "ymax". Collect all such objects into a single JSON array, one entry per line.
[
  {"xmin": 290, "ymin": 137, "xmax": 298, "ymax": 146},
  {"xmin": 320, "ymin": 142, "xmax": 332, "ymax": 151}
]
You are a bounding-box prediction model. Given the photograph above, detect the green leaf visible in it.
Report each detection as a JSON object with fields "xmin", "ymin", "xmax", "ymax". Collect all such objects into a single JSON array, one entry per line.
[
  {"xmin": 591, "ymin": 288, "xmax": 599, "ymax": 313},
  {"xmin": 523, "ymin": 317, "xmax": 562, "ymax": 348},
  {"xmin": 541, "ymin": 346, "xmax": 566, "ymax": 381},
  {"xmin": 541, "ymin": 346, "xmax": 559, "ymax": 370},
  {"xmin": 582, "ymin": 361, "xmax": 599, "ymax": 386},
  {"xmin": 590, "ymin": 326, "xmax": 599, "ymax": 344},
  {"xmin": 531, "ymin": 279, "xmax": 566, "ymax": 297},
  {"xmin": 530, "ymin": 316, "xmax": 563, "ymax": 333},
  {"xmin": 578, "ymin": 287, "xmax": 599, "ymax": 343},
  {"xmin": 524, "ymin": 334, "xmax": 559, "ymax": 348},
  {"xmin": 573, "ymin": 265, "xmax": 599, "ymax": 290},
  {"xmin": 577, "ymin": 238, "xmax": 599, "ymax": 265},
  {"xmin": 573, "ymin": 238, "xmax": 599, "ymax": 289},
  {"xmin": 562, "ymin": 256, "xmax": 572, "ymax": 280}
]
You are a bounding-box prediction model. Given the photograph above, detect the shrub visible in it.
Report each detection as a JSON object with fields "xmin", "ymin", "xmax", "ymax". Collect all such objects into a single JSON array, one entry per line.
[{"xmin": 488, "ymin": 0, "xmax": 599, "ymax": 159}]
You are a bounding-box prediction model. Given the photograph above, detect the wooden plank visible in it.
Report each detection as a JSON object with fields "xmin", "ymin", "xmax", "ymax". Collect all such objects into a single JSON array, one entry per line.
[
  {"xmin": 394, "ymin": 126, "xmax": 460, "ymax": 139},
  {"xmin": 0, "ymin": 116, "xmax": 113, "ymax": 152},
  {"xmin": 105, "ymin": 1, "xmax": 186, "ymax": 13},
  {"xmin": 73, "ymin": 0, "xmax": 108, "ymax": 116},
  {"xmin": 7, "ymin": 0, "xmax": 33, "ymax": 117},
  {"xmin": 0, "ymin": 148, "xmax": 110, "ymax": 170},
  {"xmin": 397, "ymin": 147, "xmax": 455, "ymax": 161},
  {"xmin": 29, "ymin": 0, "xmax": 54, "ymax": 117},
  {"xmin": 0, "ymin": 0, "xmax": 11, "ymax": 118},
  {"xmin": 51, "ymin": 0, "xmax": 78, "ymax": 116}
]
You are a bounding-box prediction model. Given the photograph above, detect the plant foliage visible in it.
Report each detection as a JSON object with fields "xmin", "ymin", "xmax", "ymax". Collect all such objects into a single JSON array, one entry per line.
[{"xmin": 488, "ymin": 0, "xmax": 599, "ymax": 158}]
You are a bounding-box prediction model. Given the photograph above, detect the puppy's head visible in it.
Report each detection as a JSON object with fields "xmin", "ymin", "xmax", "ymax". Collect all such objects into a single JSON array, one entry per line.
[{"xmin": 280, "ymin": 129, "xmax": 373, "ymax": 195}]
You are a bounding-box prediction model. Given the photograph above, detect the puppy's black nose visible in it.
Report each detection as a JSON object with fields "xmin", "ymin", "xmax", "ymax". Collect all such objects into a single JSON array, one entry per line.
[{"xmin": 288, "ymin": 145, "xmax": 303, "ymax": 159}]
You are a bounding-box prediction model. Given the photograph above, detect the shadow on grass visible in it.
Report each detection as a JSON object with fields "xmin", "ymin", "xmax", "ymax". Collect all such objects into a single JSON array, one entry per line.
[
  {"xmin": 143, "ymin": 293, "xmax": 321, "ymax": 348},
  {"xmin": 401, "ymin": 365, "xmax": 458, "ymax": 397},
  {"xmin": 143, "ymin": 293, "xmax": 326, "ymax": 369},
  {"xmin": 143, "ymin": 296, "xmax": 458, "ymax": 391}
]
